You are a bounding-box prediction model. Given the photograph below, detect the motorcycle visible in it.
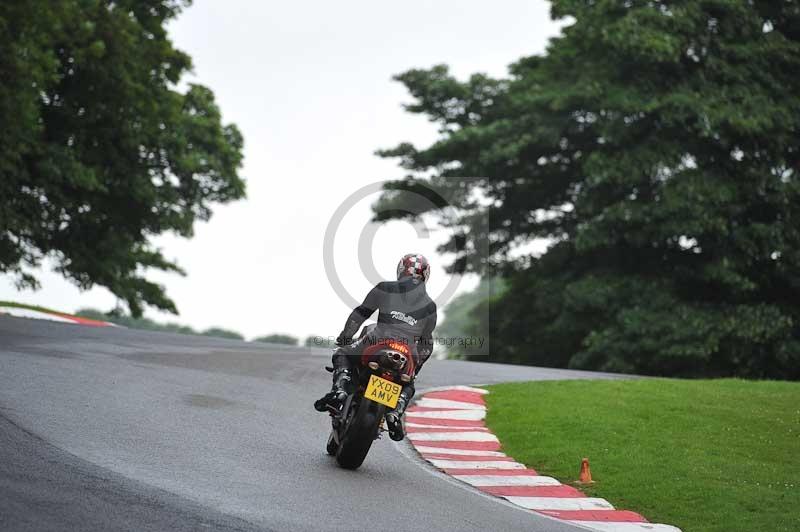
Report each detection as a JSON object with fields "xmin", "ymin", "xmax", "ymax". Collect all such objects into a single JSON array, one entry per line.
[{"xmin": 323, "ymin": 333, "xmax": 416, "ymax": 470}]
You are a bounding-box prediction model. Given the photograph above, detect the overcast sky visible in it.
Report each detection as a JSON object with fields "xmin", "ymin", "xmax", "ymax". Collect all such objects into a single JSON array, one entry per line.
[{"xmin": 1, "ymin": 0, "xmax": 564, "ymax": 340}]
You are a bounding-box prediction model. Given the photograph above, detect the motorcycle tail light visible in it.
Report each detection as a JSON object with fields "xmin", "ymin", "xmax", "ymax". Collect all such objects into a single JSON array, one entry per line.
[
  {"xmin": 400, "ymin": 374, "xmax": 412, "ymax": 383},
  {"xmin": 368, "ymin": 361, "xmax": 379, "ymax": 370},
  {"xmin": 388, "ymin": 342, "xmax": 409, "ymax": 354}
]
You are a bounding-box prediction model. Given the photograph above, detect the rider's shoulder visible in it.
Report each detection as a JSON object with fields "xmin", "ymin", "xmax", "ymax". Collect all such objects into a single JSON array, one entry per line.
[
  {"xmin": 374, "ymin": 280, "xmax": 393, "ymax": 291},
  {"xmin": 375, "ymin": 279, "xmax": 404, "ymax": 293}
]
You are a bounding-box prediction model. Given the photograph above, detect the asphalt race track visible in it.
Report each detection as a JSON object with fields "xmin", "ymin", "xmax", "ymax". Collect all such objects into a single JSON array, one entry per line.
[{"xmin": 0, "ymin": 316, "xmax": 624, "ymax": 532}]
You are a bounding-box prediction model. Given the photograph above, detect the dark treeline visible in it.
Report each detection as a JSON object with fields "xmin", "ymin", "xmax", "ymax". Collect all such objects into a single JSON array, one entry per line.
[
  {"xmin": 76, "ymin": 308, "xmax": 244, "ymax": 339},
  {"xmin": 380, "ymin": 1, "xmax": 800, "ymax": 380},
  {"xmin": 253, "ymin": 334, "xmax": 299, "ymax": 346},
  {"xmin": 78, "ymin": 308, "xmax": 309, "ymax": 344}
]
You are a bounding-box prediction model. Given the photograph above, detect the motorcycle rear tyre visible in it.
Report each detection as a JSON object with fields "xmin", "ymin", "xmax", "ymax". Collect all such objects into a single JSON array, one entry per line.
[{"xmin": 335, "ymin": 398, "xmax": 385, "ymax": 470}]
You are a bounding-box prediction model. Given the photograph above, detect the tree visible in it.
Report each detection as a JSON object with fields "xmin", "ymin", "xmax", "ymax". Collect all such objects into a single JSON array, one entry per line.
[
  {"xmin": 375, "ymin": 1, "xmax": 800, "ymax": 379},
  {"xmin": 0, "ymin": 1, "xmax": 245, "ymax": 316},
  {"xmin": 436, "ymin": 278, "xmax": 503, "ymax": 358},
  {"xmin": 253, "ymin": 333, "xmax": 299, "ymax": 346}
]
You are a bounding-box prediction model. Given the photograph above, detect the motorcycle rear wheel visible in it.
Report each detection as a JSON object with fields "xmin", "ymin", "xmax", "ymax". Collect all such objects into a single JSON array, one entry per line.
[{"xmin": 335, "ymin": 398, "xmax": 385, "ymax": 470}]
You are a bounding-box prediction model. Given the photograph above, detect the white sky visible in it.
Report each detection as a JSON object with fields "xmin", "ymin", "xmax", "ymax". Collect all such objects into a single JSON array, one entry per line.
[{"xmin": 1, "ymin": 0, "xmax": 563, "ymax": 340}]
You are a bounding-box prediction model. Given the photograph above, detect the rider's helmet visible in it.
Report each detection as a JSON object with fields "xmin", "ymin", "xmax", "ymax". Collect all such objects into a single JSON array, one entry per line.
[{"xmin": 396, "ymin": 253, "xmax": 431, "ymax": 283}]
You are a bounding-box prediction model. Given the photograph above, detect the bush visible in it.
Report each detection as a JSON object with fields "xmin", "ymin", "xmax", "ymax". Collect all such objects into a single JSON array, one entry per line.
[
  {"xmin": 201, "ymin": 327, "xmax": 245, "ymax": 340},
  {"xmin": 252, "ymin": 333, "xmax": 298, "ymax": 345},
  {"xmin": 75, "ymin": 308, "xmax": 198, "ymax": 334}
]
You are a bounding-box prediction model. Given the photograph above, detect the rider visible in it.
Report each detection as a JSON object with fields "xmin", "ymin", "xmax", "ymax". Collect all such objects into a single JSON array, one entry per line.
[{"xmin": 314, "ymin": 253, "xmax": 437, "ymax": 442}]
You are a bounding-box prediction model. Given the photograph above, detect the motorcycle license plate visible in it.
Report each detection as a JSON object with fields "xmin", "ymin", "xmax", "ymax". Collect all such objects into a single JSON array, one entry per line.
[{"xmin": 364, "ymin": 375, "xmax": 401, "ymax": 408}]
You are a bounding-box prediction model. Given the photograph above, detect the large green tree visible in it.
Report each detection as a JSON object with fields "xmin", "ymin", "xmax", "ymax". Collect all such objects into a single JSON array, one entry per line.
[
  {"xmin": 0, "ymin": 0, "xmax": 244, "ymax": 316},
  {"xmin": 376, "ymin": 0, "xmax": 800, "ymax": 379},
  {"xmin": 436, "ymin": 278, "xmax": 504, "ymax": 358}
]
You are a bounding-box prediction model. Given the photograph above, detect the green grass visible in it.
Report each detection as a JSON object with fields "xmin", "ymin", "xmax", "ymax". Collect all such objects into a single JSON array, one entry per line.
[
  {"xmin": 0, "ymin": 300, "xmax": 72, "ymax": 315},
  {"xmin": 484, "ymin": 378, "xmax": 800, "ymax": 532}
]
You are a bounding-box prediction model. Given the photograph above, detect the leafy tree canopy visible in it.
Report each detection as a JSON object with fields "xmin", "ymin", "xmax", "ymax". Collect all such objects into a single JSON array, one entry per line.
[
  {"xmin": 376, "ymin": 0, "xmax": 800, "ymax": 379},
  {"xmin": 0, "ymin": 0, "xmax": 245, "ymax": 316},
  {"xmin": 436, "ymin": 278, "xmax": 504, "ymax": 358}
]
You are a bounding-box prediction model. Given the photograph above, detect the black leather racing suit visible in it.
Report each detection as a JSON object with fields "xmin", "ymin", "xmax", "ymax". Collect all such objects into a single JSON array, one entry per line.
[{"xmin": 332, "ymin": 277, "xmax": 437, "ymax": 406}]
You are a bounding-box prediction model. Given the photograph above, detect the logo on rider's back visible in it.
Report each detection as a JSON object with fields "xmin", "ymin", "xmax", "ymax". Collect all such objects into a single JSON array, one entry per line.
[{"xmin": 390, "ymin": 310, "xmax": 417, "ymax": 326}]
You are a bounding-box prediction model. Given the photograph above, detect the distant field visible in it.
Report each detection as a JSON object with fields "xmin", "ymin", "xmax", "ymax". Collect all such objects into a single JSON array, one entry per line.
[{"xmin": 485, "ymin": 378, "xmax": 800, "ymax": 532}]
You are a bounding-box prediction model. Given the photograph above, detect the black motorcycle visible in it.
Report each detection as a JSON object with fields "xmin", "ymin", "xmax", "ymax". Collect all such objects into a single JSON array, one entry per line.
[{"xmin": 324, "ymin": 337, "xmax": 416, "ymax": 470}]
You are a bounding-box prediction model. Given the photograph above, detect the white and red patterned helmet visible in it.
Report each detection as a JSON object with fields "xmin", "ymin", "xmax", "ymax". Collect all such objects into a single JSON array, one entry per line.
[{"xmin": 396, "ymin": 253, "xmax": 431, "ymax": 283}]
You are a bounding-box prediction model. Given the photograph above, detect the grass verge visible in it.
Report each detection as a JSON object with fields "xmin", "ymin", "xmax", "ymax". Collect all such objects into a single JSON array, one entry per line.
[
  {"xmin": 485, "ymin": 378, "xmax": 799, "ymax": 532},
  {"xmin": 0, "ymin": 300, "xmax": 72, "ymax": 315}
]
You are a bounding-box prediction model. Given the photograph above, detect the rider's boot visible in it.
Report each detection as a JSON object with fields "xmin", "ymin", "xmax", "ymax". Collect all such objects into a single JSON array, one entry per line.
[
  {"xmin": 314, "ymin": 368, "xmax": 352, "ymax": 412},
  {"xmin": 385, "ymin": 383, "xmax": 415, "ymax": 441}
]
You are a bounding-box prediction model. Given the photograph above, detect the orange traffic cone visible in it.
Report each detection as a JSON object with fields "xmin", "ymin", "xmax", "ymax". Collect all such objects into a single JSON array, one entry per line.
[{"xmin": 578, "ymin": 457, "xmax": 594, "ymax": 484}]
